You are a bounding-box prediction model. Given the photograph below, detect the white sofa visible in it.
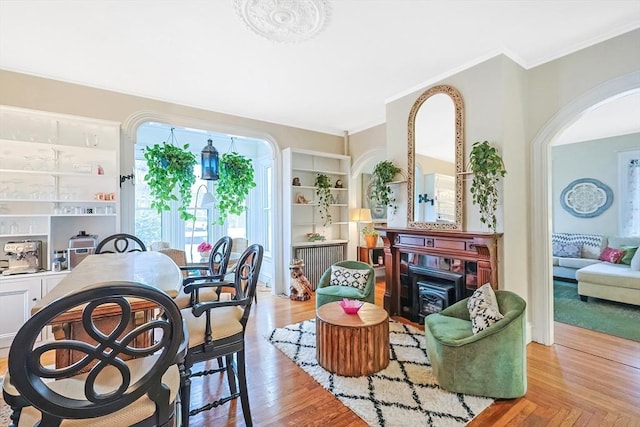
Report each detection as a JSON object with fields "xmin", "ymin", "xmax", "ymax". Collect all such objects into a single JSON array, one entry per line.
[{"xmin": 552, "ymin": 233, "xmax": 640, "ymax": 306}]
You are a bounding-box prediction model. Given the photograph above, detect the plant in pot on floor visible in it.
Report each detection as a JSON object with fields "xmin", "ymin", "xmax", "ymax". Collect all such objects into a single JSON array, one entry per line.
[
  {"xmin": 371, "ymin": 160, "xmax": 402, "ymax": 215},
  {"xmin": 468, "ymin": 140, "xmax": 507, "ymax": 233},
  {"xmin": 144, "ymin": 140, "xmax": 197, "ymax": 221},
  {"xmin": 214, "ymin": 151, "xmax": 257, "ymax": 225}
]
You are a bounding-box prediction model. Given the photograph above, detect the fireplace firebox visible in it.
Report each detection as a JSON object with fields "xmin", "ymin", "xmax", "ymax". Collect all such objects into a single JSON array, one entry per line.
[{"xmin": 409, "ymin": 265, "xmax": 464, "ymax": 322}]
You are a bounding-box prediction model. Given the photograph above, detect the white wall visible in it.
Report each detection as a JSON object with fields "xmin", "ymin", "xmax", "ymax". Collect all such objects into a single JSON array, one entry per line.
[{"xmin": 552, "ymin": 133, "xmax": 640, "ymax": 235}]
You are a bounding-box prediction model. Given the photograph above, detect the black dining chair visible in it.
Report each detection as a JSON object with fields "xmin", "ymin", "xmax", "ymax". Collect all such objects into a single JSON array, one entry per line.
[
  {"xmin": 2, "ymin": 281, "xmax": 185, "ymax": 427},
  {"xmin": 179, "ymin": 243, "xmax": 263, "ymax": 427},
  {"xmin": 173, "ymin": 235, "xmax": 233, "ymax": 310},
  {"xmin": 95, "ymin": 233, "xmax": 147, "ymax": 253}
]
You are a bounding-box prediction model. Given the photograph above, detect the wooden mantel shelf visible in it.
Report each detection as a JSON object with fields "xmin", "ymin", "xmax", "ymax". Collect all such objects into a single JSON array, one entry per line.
[{"xmin": 376, "ymin": 227, "xmax": 502, "ymax": 317}]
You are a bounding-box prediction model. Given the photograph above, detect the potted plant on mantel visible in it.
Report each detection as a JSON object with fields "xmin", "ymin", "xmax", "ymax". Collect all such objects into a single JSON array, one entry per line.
[
  {"xmin": 214, "ymin": 151, "xmax": 257, "ymax": 225},
  {"xmin": 468, "ymin": 140, "xmax": 507, "ymax": 233},
  {"xmin": 371, "ymin": 160, "xmax": 403, "ymax": 214},
  {"xmin": 144, "ymin": 141, "xmax": 197, "ymax": 221}
]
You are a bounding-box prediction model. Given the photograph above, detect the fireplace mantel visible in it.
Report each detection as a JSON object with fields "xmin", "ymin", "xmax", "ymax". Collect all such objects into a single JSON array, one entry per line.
[{"xmin": 378, "ymin": 227, "xmax": 502, "ymax": 317}]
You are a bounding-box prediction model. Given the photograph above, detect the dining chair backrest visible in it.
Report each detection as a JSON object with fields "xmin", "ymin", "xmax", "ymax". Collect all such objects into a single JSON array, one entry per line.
[
  {"xmin": 8, "ymin": 281, "xmax": 183, "ymax": 425},
  {"xmin": 96, "ymin": 233, "xmax": 147, "ymax": 253},
  {"xmin": 207, "ymin": 236, "xmax": 233, "ymax": 275},
  {"xmin": 231, "ymin": 243, "xmax": 263, "ymax": 324}
]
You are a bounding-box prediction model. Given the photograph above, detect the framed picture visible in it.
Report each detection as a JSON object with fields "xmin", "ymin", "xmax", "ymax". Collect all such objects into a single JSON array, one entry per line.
[{"xmin": 362, "ymin": 173, "xmax": 387, "ymax": 220}]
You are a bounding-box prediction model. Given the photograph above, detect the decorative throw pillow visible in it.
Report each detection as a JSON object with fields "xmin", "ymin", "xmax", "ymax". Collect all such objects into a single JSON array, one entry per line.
[
  {"xmin": 552, "ymin": 242, "xmax": 582, "ymax": 258},
  {"xmin": 620, "ymin": 246, "xmax": 638, "ymax": 265},
  {"xmin": 598, "ymin": 247, "xmax": 626, "ymax": 263},
  {"xmin": 467, "ymin": 283, "xmax": 504, "ymax": 334},
  {"xmin": 330, "ymin": 265, "xmax": 370, "ymax": 291}
]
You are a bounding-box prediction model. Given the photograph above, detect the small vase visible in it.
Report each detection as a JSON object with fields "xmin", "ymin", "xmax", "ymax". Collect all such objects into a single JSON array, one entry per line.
[{"xmin": 199, "ymin": 250, "xmax": 211, "ymax": 261}]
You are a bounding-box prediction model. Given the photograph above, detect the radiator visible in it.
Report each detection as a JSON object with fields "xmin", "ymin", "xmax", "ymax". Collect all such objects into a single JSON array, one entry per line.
[{"xmin": 294, "ymin": 243, "xmax": 346, "ymax": 290}]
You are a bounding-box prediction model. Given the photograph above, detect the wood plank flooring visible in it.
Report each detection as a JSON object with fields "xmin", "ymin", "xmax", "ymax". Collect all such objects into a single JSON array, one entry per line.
[{"xmin": 2, "ymin": 282, "xmax": 639, "ymax": 426}]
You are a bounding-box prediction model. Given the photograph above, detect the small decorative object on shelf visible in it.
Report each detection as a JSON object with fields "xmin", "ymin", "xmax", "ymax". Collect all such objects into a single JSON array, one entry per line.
[
  {"xmin": 335, "ymin": 179, "xmax": 343, "ymax": 188},
  {"xmin": 339, "ymin": 298, "xmax": 364, "ymax": 314},
  {"xmin": 306, "ymin": 232, "xmax": 326, "ymax": 242},
  {"xmin": 289, "ymin": 259, "xmax": 312, "ymax": 301},
  {"xmin": 292, "ymin": 177, "xmax": 301, "ymax": 186},
  {"xmin": 295, "ymin": 193, "xmax": 311, "ymax": 204}
]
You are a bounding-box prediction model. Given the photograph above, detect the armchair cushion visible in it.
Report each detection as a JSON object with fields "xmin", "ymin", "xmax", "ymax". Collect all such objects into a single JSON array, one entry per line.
[
  {"xmin": 330, "ymin": 265, "xmax": 370, "ymax": 291},
  {"xmin": 467, "ymin": 283, "xmax": 504, "ymax": 333}
]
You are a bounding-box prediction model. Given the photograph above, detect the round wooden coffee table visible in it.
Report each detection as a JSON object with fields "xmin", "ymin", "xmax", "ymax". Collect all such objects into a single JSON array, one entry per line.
[{"xmin": 316, "ymin": 302, "xmax": 389, "ymax": 377}]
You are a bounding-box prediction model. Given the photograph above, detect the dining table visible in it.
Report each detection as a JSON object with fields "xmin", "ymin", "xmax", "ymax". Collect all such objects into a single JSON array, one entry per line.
[{"xmin": 31, "ymin": 251, "xmax": 182, "ymax": 369}]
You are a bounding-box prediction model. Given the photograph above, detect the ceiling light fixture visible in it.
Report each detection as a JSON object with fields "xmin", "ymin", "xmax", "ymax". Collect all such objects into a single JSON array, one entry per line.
[{"xmin": 234, "ymin": 0, "xmax": 331, "ymax": 43}]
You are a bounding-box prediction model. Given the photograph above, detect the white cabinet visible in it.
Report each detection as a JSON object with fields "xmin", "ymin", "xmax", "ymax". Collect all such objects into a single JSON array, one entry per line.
[
  {"xmin": 0, "ymin": 276, "xmax": 41, "ymax": 353},
  {"xmin": 0, "ymin": 105, "xmax": 120, "ymax": 269},
  {"xmin": 282, "ymin": 148, "xmax": 350, "ymax": 289}
]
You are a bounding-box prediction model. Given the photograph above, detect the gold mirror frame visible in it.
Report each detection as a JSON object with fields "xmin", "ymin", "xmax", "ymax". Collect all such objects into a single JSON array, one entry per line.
[{"xmin": 407, "ymin": 84, "xmax": 464, "ymax": 230}]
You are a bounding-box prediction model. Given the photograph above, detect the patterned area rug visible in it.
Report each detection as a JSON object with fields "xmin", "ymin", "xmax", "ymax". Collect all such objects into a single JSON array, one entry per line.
[{"xmin": 268, "ymin": 319, "xmax": 493, "ymax": 427}]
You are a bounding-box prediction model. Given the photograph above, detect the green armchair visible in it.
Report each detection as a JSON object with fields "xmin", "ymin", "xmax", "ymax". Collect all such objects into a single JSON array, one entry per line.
[
  {"xmin": 315, "ymin": 261, "xmax": 376, "ymax": 308},
  {"xmin": 424, "ymin": 290, "xmax": 527, "ymax": 399}
]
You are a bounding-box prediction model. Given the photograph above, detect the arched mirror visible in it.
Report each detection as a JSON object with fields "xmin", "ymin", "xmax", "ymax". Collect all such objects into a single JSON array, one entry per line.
[{"xmin": 407, "ymin": 85, "xmax": 464, "ymax": 230}]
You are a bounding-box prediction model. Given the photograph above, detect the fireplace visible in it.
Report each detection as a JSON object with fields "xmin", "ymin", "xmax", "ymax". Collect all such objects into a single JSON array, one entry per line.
[{"xmin": 409, "ymin": 265, "xmax": 464, "ymax": 323}]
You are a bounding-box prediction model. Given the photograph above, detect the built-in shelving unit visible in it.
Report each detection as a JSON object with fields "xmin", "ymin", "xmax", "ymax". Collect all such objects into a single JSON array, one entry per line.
[
  {"xmin": 0, "ymin": 105, "xmax": 120, "ymax": 269},
  {"xmin": 282, "ymin": 148, "xmax": 351, "ymax": 290}
]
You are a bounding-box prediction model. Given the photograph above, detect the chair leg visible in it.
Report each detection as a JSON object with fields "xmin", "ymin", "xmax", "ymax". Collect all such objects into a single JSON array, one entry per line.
[
  {"xmin": 179, "ymin": 363, "xmax": 191, "ymax": 427},
  {"xmin": 225, "ymin": 354, "xmax": 237, "ymax": 396},
  {"xmin": 237, "ymin": 350, "xmax": 252, "ymax": 427}
]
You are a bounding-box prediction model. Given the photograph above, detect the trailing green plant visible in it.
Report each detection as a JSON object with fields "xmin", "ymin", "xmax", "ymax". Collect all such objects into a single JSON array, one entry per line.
[
  {"xmin": 371, "ymin": 160, "xmax": 402, "ymax": 214},
  {"xmin": 143, "ymin": 141, "xmax": 197, "ymax": 221},
  {"xmin": 469, "ymin": 140, "xmax": 507, "ymax": 233},
  {"xmin": 315, "ymin": 173, "xmax": 332, "ymax": 226},
  {"xmin": 214, "ymin": 151, "xmax": 257, "ymax": 225},
  {"xmin": 361, "ymin": 225, "xmax": 379, "ymax": 236}
]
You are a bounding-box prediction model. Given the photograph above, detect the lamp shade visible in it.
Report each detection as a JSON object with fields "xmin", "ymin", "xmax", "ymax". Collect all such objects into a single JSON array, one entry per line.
[
  {"xmin": 350, "ymin": 208, "xmax": 372, "ymax": 222},
  {"xmin": 201, "ymin": 138, "xmax": 219, "ymax": 180},
  {"xmin": 200, "ymin": 190, "xmax": 215, "ymax": 207}
]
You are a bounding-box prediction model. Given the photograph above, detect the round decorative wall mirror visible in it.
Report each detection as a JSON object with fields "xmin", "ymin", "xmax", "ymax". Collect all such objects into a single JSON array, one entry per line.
[{"xmin": 407, "ymin": 85, "xmax": 464, "ymax": 230}]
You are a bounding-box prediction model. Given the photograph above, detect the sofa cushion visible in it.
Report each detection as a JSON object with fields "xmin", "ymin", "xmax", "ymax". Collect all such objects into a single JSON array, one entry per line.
[
  {"xmin": 599, "ymin": 247, "xmax": 626, "ymax": 263},
  {"xmin": 608, "ymin": 236, "xmax": 640, "ymax": 249},
  {"xmin": 552, "ymin": 242, "xmax": 581, "ymax": 258},
  {"xmin": 467, "ymin": 283, "xmax": 504, "ymax": 334},
  {"xmin": 577, "ymin": 262, "xmax": 640, "ymax": 290},
  {"xmin": 557, "ymin": 257, "xmax": 600, "ymax": 269},
  {"xmin": 552, "ymin": 233, "xmax": 606, "ymax": 259},
  {"xmin": 620, "ymin": 246, "xmax": 638, "ymax": 265},
  {"xmin": 631, "ymin": 249, "xmax": 640, "ymax": 271}
]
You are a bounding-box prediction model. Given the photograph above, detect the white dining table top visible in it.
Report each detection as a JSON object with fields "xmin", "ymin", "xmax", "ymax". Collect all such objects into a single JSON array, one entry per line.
[{"xmin": 32, "ymin": 251, "xmax": 182, "ymax": 315}]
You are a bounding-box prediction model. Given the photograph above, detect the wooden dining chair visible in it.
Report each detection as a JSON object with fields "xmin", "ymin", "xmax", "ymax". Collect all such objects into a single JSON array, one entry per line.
[
  {"xmin": 95, "ymin": 233, "xmax": 147, "ymax": 253},
  {"xmin": 179, "ymin": 243, "xmax": 263, "ymax": 427},
  {"xmin": 2, "ymin": 281, "xmax": 185, "ymax": 426}
]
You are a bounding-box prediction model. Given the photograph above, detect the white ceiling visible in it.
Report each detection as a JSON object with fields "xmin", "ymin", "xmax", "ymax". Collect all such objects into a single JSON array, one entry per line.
[{"xmin": 1, "ymin": 1, "xmax": 639, "ymax": 136}]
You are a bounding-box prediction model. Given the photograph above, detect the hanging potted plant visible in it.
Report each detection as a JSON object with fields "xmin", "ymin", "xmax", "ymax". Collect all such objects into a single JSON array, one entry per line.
[
  {"xmin": 315, "ymin": 173, "xmax": 332, "ymax": 226},
  {"xmin": 143, "ymin": 140, "xmax": 197, "ymax": 221},
  {"xmin": 371, "ymin": 160, "xmax": 402, "ymax": 214},
  {"xmin": 468, "ymin": 140, "xmax": 507, "ymax": 233},
  {"xmin": 213, "ymin": 151, "xmax": 257, "ymax": 225}
]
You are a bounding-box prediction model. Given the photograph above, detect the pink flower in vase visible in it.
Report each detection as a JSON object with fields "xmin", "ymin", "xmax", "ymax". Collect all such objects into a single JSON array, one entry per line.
[{"xmin": 197, "ymin": 242, "xmax": 212, "ymax": 253}]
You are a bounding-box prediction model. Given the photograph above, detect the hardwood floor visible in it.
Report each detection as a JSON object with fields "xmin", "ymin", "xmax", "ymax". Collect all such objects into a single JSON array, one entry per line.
[{"xmin": 2, "ymin": 282, "xmax": 639, "ymax": 426}]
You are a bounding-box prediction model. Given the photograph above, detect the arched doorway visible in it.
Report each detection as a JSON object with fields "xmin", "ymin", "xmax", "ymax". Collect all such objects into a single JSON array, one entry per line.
[{"xmin": 530, "ymin": 71, "xmax": 640, "ymax": 345}]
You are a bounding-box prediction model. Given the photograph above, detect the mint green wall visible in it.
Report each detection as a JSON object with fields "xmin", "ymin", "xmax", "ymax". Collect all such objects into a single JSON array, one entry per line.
[{"xmin": 552, "ymin": 133, "xmax": 640, "ymax": 235}]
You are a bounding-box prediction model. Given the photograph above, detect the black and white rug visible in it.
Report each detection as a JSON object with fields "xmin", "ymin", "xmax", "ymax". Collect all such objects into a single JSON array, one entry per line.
[{"xmin": 267, "ymin": 319, "xmax": 493, "ymax": 427}]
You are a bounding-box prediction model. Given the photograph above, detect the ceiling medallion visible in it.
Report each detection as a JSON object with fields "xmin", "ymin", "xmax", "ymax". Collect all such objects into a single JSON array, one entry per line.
[{"xmin": 234, "ymin": 0, "xmax": 331, "ymax": 43}]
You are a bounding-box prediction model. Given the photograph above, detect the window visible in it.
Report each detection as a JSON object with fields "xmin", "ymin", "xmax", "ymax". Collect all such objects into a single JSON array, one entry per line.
[{"xmin": 619, "ymin": 150, "xmax": 640, "ymax": 236}]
